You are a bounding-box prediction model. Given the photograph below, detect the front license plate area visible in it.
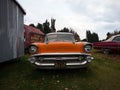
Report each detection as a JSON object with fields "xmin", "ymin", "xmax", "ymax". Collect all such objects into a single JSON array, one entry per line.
[{"xmin": 55, "ymin": 62, "xmax": 66, "ymax": 68}]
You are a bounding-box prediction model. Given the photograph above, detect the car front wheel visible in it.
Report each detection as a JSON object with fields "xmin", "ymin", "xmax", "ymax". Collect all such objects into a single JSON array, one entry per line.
[{"xmin": 102, "ymin": 49, "xmax": 110, "ymax": 54}]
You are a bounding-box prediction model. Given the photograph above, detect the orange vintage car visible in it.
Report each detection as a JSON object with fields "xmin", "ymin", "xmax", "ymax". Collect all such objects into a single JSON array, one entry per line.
[{"xmin": 28, "ymin": 32, "xmax": 93, "ymax": 69}]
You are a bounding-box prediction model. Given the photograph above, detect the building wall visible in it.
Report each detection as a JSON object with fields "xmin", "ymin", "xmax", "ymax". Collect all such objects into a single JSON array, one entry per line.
[{"xmin": 0, "ymin": 0, "xmax": 25, "ymax": 62}]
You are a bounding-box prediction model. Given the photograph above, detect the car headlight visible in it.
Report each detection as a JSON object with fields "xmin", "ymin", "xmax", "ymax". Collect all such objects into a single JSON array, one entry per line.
[
  {"xmin": 84, "ymin": 45, "xmax": 92, "ymax": 53},
  {"xmin": 29, "ymin": 45, "xmax": 38, "ymax": 54},
  {"xmin": 86, "ymin": 56, "xmax": 94, "ymax": 62},
  {"xmin": 28, "ymin": 57, "xmax": 36, "ymax": 63}
]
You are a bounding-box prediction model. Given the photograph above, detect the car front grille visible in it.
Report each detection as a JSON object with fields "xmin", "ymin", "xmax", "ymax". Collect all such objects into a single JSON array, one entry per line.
[{"xmin": 34, "ymin": 54, "xmax": 87, "ymax": 63}]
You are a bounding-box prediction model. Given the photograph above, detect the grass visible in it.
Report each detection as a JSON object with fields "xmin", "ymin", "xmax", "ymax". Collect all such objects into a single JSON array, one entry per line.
[{"xmin": 0, "ymin": 51, "xmax": 120, "ymax": 90}]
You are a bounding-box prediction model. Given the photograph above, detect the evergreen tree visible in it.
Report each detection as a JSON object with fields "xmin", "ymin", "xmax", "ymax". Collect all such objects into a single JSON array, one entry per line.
[
  {"xmin": 86, "ymin": 30, "xmax": 99, "ymax": 43},
  {"xmin": 58, "ymin": 27, "xmax": 69, "ymax": 32},
  {"xmin": 86, "ymin": 30, "xmax": 92, "ymax": 42},
  {"xmin": 43, "ymin": 20, "xmax": 51, "ymax": 34},
  {"xmin": 92, "ymin": 32, "xmax": 99, "ymax": 42},
  {"xmin": 106, "ymin": 32, "xmax": 111, "ymax": 39},
  {"xmin": 51, "ymin": 18, "xmax": 56, "ymax": 32},
  {"xmin": 29, "ymin": 24, "xmax": 35, "ymax": 27},
  {"xmin": 36, "ymin": 23, "xmax": 44, "ymax": 33}
]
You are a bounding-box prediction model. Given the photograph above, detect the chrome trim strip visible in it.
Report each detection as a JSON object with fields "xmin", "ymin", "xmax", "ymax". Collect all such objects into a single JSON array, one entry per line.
[
  {"xmin": 66, "ymin": 61, "xmax": 87, "ymax": 65},
  {"xmin": 34, "ymin": 61, "xmax": 87, "ymax": 66},
  {"xmin": 43, "ymin": 57, "xmax": 79, "ymax": 60},
  {"xmin": 35, "ymin": 62, "xmax": 55, "ymax": 66},
  {"xmin": 32, "ymin": 53, "xmax": 91, "ymax": 56}
]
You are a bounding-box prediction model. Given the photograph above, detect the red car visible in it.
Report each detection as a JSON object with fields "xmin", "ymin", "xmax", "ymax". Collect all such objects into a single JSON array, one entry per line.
[{"xmin": 93, "ymin": 34, "xmax": 120, "ymax": 54}]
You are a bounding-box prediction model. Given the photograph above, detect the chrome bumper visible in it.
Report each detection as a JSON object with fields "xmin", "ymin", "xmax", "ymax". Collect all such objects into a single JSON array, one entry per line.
[
  {"xmin": 34, "ymin": 61, "xmax": 87, "ymax": 66},
  {"xmin": 28, "ymin": 53, "xmax": 93, "ymax": 69}
]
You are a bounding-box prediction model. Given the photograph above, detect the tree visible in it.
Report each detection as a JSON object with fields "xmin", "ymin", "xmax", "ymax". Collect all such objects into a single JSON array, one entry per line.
[
  {"xmin": 86, "ymin": 30, "xmax": 99, "ymax": 43},
  {"xmin": 29, "ymin": 24, "xmax": 35, "ymax": 27},
  {"xmin": 51, "ymin": 18, "xmax": 56, "ymax": 32},
  {"xmin": 70, "ymin": 28, "xmax": 80, "ymax": 41},
  {"xmin": 106, "ymin": 30, "xmax": 120, "ymax": 39},
  {"xmin": 36, "ymin": 23, "xmax": 44, "ymax": 33},
  {"xmin": 106, "ymin": 32, "xmax": 111, "ymax": 40},
  {"xmin": 86, "ymin": 30, "xmax": 92, "ymax": 42},
  {"xmin": 43, "ymin": 20, "xmax": 51, "ymax": 34},
  {"xmin": 57, "ymin": 27, "xmax": 69, "ymax": 32},
  {"xmin": 92, "ymin": 32, "xmax": 99, "ymax": 42}
]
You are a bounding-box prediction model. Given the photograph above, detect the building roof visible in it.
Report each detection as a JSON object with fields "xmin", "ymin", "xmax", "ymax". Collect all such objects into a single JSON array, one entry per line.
[
  {"xmin": 24, "ymin": 25, "xmax": 44, "ymax": 35},
  {"xmin": 13, "ymin": 0, "xmax": 26, "ymax": 14}
]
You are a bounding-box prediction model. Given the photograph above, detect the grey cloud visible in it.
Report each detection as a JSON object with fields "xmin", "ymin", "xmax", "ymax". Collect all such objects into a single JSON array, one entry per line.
[
  {"xmin": 66, "ymin": 0, "xmax": 120, "ymax": 23},
  {"xmin": 18, "ymin": 0, "xmax": 120, "ymax": 40}
]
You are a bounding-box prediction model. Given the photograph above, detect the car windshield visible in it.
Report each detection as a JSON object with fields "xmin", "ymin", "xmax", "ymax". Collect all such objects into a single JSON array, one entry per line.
[
  {"xmin": 46, "ymin": 34, "xmax": 75, "ymax": 42},
  {"xmin": 106, "ymin": 35, "xmax": 120, "ymax": 42}
]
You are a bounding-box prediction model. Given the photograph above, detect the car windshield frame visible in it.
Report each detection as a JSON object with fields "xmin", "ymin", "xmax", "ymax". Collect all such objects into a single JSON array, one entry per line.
[
  {"xmin": 113, "ymin": 36, "xmax": 120, "ymax": 42},
  {"xmin": 45, "ymin": 33, "xmax": 75, "ymax": 43}
]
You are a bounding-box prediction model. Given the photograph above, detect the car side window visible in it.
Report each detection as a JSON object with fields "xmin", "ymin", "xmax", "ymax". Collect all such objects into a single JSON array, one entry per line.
[{"xmin": 113, "ymin": 36, "xmax": 120, "ymax": 42}]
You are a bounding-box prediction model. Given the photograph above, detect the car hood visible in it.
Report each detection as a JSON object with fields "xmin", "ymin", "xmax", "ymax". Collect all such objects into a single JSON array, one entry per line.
[{"xmin": 35, "ymin": 42, "xmax": 84, "ymax": 53}]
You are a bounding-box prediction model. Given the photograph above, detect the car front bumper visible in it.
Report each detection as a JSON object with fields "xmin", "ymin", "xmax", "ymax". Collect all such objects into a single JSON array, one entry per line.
[{"xmin": 28, "ymin": 53, "xmax": 94, "ymax": 69}]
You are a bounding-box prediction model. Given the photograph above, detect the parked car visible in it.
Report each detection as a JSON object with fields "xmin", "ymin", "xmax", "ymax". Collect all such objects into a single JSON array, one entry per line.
[
  {"xmin": 28, "ymin": 32, "xmax": 93, "ymax": 69},
  {"xmin": 93, "ymin": 34, "xmax": 120, "ymax": 54}
]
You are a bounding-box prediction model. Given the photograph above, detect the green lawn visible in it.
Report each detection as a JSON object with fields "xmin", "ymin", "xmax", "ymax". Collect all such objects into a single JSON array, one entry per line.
[{"xmin": 0, "ymin": 51, "xmax": 120, "ymax": 90}]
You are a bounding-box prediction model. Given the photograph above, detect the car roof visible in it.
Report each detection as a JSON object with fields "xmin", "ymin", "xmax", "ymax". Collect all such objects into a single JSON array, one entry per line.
[
  {"xmin": 106, "ymin": 34, "xmax": 120, "ymax": 41},
  {"xmin": 46, "ymin": 32, "xmax": 73, "ymax": 35}
]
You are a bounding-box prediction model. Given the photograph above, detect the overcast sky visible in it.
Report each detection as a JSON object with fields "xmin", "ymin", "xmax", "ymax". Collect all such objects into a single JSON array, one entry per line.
[{"xmin": 18, "ymin": 0, "xmax": 120, "ymax": 40}]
